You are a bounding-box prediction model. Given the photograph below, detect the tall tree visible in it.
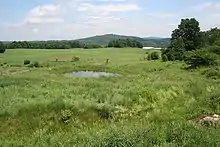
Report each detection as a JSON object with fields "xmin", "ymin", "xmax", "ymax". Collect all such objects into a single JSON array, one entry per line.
[
  {"xmin": 175, "ymin": 18, "xmax": 201, "ymax": 51},
  {"xmin": 163, "ymin": 18, "xmax": 202, "ymax": 60},
  {"xmin": 202, "ymin": 27, "xmax": 220, "ymax": 46}
]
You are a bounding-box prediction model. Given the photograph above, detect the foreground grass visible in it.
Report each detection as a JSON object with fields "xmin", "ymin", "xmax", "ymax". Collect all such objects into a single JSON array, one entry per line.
[{"xmin": 0, "ymin": 48, "xmax": 220, "ymax": 146}]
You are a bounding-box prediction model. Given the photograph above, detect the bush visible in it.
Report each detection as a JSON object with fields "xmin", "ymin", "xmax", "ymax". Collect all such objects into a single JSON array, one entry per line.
[
  {"xmin": 0, "ymin": 49, "xmax": 5, "ymax": 54},
  {"xmin": 206, "ymin": 45, "xmax": 220, "ymax": 55},
  {"xmin": 61, "ymin": 109, "xmax": 72, "ymax": 123},
  {"xmin": 161, "ymin": 54, "xmax": 168, "ymax": 62},
  {"xmin": 202, "ymin": 67, "xmax": 220, "ymax": 79},
  {"xmin": 92, "ymin": 104, "xmax": 114, "ymax": 119},
  {"xmin": 24, "ymin": 60, "xmax": 31, "ymax": 65},
  {"xmin": 28, "ymin": 61, "xmax": 41, "ymax": 68},
  {"xmin": 184, "ymin": 50, "xmax": 219, "ymax": 69},
  {"xmin": 151, "ymin": 52, "xmax": 160, "ymax": 60},
  {"xmin": 71, "ymin": 56, "xmax": 80, "ymax": 62},
  {"xmin": 0, "ymin": 42, "xmax": 6, "ymax": 54},
  {"xmin": 168, "ymin": 54, "xmax": 176, "ymax": 61},
  {"xmin": 147, "ymin": 53, "xmax": 152, "ymax": 60},
  {"xmin": 33, "ymin": 61, "xmax": 40, "ymax": 67}
]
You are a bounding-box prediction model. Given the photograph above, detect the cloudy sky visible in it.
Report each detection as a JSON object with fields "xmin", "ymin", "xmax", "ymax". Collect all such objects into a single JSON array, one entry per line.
[{"xmin": 0, "ymin": 0, "xmax": 220, "ymax": 40}]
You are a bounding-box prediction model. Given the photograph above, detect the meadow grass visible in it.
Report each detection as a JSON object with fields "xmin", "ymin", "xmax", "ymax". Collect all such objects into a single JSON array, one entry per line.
[{"xmin": 0, "ymin": 48, "xmax": 220, "ymax": 146}]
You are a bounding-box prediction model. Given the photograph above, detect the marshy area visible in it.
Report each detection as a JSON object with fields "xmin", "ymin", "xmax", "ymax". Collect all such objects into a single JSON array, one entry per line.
[{"xmin": 0, "ymin": 48, "xmax": 220, "ymax": 146}]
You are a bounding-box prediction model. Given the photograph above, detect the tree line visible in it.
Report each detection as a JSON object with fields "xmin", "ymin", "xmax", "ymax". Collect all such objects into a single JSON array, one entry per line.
[
  {"xmin": 0, "ymin": 38, "xmax": 143, "ymax": 52},
  {"xmin": 2, "ymin": 41, "xmax": 83, "ymax": 49},
  {"xmin": 107, "ymin": 38, "xmax": 143, "ymax": 48}
]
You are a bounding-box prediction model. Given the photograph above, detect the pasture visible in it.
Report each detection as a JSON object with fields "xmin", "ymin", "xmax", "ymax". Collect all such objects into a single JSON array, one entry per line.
[{"xmin": 0, "ymin": 48, "xmax": 220, "ymax": 146}]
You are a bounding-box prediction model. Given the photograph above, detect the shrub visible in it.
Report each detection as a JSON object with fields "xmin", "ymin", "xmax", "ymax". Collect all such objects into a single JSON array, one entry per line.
[
  {"xmin": 161, "ymin": 54, "xmax": 168, "ymax": 62},
  {"xmin": 0, "ymin": 62, "xmax": 7, "ymax": 66},
  {"xmin": 184, "ymin": 50, "xmax": 219, "ymax": 69},
  {"xmin": 0, "ymin": 42, "xmax": 6, "ymax": 54},
  {"xmin": 151, "ymin": 51, "xmax": 160, "ymax": 60},
  {"xmin": 162, "ymin": 46, "xmax": 184, "ymax": 61},
  {"xmin": 71, "ymin": 56, "xmax": 80, "ymax": 62},
  {"xmin": 61, "ymin": 109, "xmax": 72, "ymax": 123},
  {"xmin": 92, "ymin": 104, "xmax": 114, "ymax": 119},
  {"xmin": 147, "ymin": 53, "xmax": 152, "ymax": 60},
  {"xmin": 106, "ymin": 59, "xmax": 110, "ymax": 64},
  {"xmin": 206, "ymin": 45, "xmax": 220, "ymax": 55},
  {"xmin": 202, "ymin": 67, "xmax": 220, "ymax": 79},
  {"xmin": 32, "ymin": 61, "xmax": 40, "ymax": 67},
  {"xmin": 202, "ymin": 91, "xmax": 220, "ymax": 112},
  {"xmin": 24, "ymin": 60, "xmax": 31, "ymax": 65},
  {"xmin": 168, "ymin": 54, "xmax": 176, "ymax": 61},
  {"xmin": 28, "ymin": 61, "xmax": 41, "ymax": 68},
  {"xmin": 0, "ymin": 49, "xmax": 5, "ymax": 54}
]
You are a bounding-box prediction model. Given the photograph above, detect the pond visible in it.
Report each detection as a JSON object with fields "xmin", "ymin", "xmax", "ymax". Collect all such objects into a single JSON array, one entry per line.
[{"xmin": 64, "ymin": 71, "xmax": 122, "ymax": 78}]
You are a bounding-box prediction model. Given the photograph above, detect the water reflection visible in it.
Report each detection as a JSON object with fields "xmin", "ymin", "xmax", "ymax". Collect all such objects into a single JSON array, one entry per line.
[{"xmin": 64, "ymin": 71, "xmax": 121, "ymax": 78}]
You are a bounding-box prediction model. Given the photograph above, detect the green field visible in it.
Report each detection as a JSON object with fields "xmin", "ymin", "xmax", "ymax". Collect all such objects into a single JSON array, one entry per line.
[{"xmin": 0, "ymin": 48, "xmax": 220, "ymax": 146}]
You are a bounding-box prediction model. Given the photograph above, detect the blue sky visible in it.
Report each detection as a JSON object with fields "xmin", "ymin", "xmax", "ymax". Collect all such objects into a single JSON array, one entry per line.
[{"xmin": 0, "ymin": 0, "xmax": 220, "ymax": 40}]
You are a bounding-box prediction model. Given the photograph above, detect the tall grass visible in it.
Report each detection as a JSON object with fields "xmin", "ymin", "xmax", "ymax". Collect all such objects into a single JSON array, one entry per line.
[{"xmin": 0, "ymin": 48, "xmax": 220, "ymax": 146}]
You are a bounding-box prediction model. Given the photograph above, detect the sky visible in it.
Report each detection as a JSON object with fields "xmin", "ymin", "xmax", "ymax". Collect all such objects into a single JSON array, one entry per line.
[{"xmin": 0, "ymin": 0, "xmax": 220, "ymax": 41}]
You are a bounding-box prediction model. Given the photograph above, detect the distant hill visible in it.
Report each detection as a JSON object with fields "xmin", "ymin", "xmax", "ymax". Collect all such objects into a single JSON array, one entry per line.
[{"xmin": 75, "ymin": 34, "xmax": 170, "ymax": 47}]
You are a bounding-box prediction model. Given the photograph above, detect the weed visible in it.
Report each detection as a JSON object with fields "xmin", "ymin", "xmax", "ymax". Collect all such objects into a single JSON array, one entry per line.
[
  {"xmin": 61, "ymin": 109, "xmax": 73, "ymax": 123},
  {"xmin": 24, "ymin": 60, "xmax": 31, "ymax": 65},
  {"xmin": 71, "ymin": 56, "xmax": 80, "ymax": 62}
]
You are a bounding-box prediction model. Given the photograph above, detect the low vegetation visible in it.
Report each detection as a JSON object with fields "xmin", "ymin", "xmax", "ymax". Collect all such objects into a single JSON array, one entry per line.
[
  {"xmin": 150, "ymin": 51, "xmax": 160, "ymax": 60},
  {"xmin": 0, "ymin": 18, "xmax": 220, "ymax": 146},
  {"xmin": 24, "ymin": 60, "xmax": 31, "ymax": 65},
  {"xmin": 184, "ymin": 50, "xmax": 219, "ymax": 68},
  {"xmin": 0, "ymin": 47, "xmax": 220, "ymax": 146},
  {"xmin": 161, "ymin": 54, "xmax": 168, "ymax": 62},
  {"xmin": 71, "ymin": 56, "xmax": 80, "ymax": 62},
  {"xmin": 0, "ymin": 42, "xmax": 6, "ymax": 53}
]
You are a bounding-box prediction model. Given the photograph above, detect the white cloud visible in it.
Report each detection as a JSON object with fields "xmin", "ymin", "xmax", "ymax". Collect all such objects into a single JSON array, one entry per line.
[
  {"xmin": 147, "ymin": 12, "xmax": 176, "ymax": 19},
  {"xmin": 77, "ymin": 3, "xmax": 140, "ymax": 12},
  {"xmin": 191, "ymin": 2, "xmax": 220, "ymax": 30},
  {"xmin": 24, "ymin": 4, "xmax": 65, "ymax": 24},
  {"xmin": 32, "ymin": 28, "xmax": 39, "ymax": 33},
  {"xmin": 195, "ymin": 2, "xmax": 220, "ymax": 12}
]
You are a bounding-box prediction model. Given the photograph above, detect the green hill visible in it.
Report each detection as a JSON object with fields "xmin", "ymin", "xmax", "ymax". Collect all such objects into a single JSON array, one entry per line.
[{"xmin": 75, "ymin": 34, "xmax": 170, "ymax": 47}]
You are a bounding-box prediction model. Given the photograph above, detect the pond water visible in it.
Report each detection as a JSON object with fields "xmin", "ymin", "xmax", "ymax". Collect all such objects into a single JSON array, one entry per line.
[{"xmin": 64, "ymin": 71, "xmax": 121, "ymax": 78}]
